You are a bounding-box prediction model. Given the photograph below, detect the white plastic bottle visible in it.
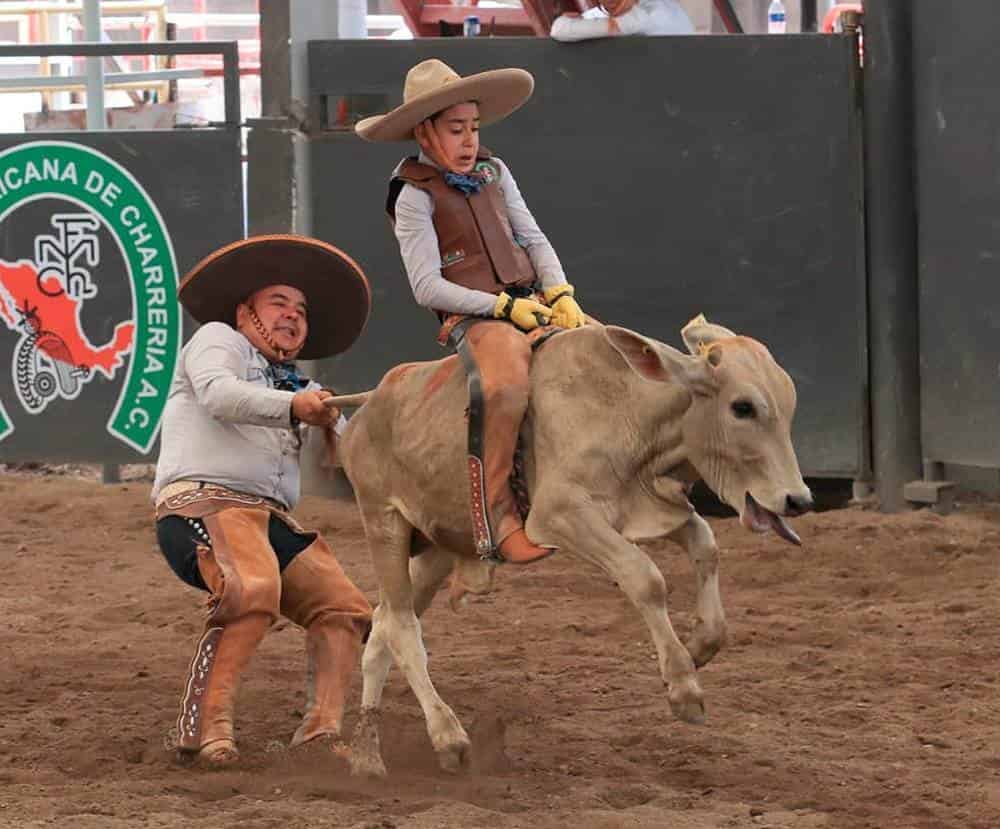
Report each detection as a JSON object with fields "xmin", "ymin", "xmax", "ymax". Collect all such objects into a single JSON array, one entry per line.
[{"xmin": 767, "ymin": 0, "xmax": 787, "ymax": 33}]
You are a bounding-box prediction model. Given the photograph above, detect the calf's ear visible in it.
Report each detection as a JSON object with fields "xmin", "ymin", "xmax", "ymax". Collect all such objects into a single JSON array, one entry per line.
[
  {"xmin": 605, "ymin": 326, "xmax": 713, "ymax": 392},
  {"xmin": 680, "ymin": 313, "xmax": 737, "ymax": 356}
]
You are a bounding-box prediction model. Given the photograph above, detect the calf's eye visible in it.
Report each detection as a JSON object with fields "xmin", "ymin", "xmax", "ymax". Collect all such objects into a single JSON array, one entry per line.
[{"xmin": 731, "ymin": 400, "xmax": 756, "ymax": 419}]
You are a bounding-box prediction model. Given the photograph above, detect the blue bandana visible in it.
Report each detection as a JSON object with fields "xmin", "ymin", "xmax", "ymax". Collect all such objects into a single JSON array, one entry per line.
[
  {"xmin": 266, "ymin": 362, "xmax": 310, "ymax": 392},
  {"xmin": 444, "ymin": 171, "xmax": 484, "ymax": 196}
]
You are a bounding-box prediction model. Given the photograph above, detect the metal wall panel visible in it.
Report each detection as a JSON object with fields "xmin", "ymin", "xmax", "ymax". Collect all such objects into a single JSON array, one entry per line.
[
  {"xmin": 308, "ymin": 36, "xmax": 867, "ymax": 477},
  {"xmin": 0, "ymin": 130, "xmax": 243, "ymax": 462},
  {"xmin": 913, "ymin": 1, "xmax": 1000, "ymax": 468}
]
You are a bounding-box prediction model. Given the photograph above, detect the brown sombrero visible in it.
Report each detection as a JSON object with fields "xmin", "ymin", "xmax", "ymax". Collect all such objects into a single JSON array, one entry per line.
[
  {"xmin": 355, "ymin": 58, "xmax": 534, "ymax": 143},
  {"xmin": 178, "ymin": 234, "xmax": 371, "ymax": 359}
]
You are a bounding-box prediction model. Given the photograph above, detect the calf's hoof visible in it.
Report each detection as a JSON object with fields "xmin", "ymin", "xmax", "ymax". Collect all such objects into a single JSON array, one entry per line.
[
  {"xmin": 349, "ymin": 748, "xmax": 388, "ymax": 778},
  {"xmin": 668, "ymin": 678, "xmax": 707, "ymax": 725},
  {"xmin": 349, "ymin": 709, "xmax": 388, "ymax": 778},
  {"xmin": 437, "ymin": 738, "xmax": 471, "ymax": 774},
  {"xmin": 429, "ymin": 707, "xmax": 471, "ymax": 774},
  {"xmin": 670, "ymin": 697, "xmax": 707, "ymax": 725}
]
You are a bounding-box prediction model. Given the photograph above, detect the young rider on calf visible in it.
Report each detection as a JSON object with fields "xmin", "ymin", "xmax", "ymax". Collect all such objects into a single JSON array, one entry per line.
[{"xmin": 356, "ymin": 59, "xmax": 589, "ymax": 565}]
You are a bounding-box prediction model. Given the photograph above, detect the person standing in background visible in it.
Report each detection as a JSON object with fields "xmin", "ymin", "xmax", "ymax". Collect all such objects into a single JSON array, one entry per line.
[{"xmin": 551, "ymin": 0, "xmax": 695, "ymax": 41}]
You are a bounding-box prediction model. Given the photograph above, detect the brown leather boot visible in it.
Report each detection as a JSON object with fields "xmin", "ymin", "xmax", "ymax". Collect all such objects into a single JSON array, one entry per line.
[
  {"xmin": 464, "ymin": 321, "xmax": 558, "ymax": 565},
  {"xmin": 497, "ymin": 529, "xmax": 558, "ymax": 565},
  {"xmin": 176, "ymin": 508, "xmax": 281, "ymax": 766},
  {"xmin": 280, "ymin": 536, "xmax": 372, "ymax": 748}
]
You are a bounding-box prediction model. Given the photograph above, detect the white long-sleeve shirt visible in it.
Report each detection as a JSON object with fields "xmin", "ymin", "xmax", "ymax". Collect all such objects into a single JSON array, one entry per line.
[
  {"xmin": 550, "ymin": 0, "xmax": 694, "ymax": 41},
  {"xmin": 151, "ymin": 321, "xmax": 345, "ymax": 510},
  {"xmin": 393, "ymin": 154, "xmax": 567, "ymax": 317}
]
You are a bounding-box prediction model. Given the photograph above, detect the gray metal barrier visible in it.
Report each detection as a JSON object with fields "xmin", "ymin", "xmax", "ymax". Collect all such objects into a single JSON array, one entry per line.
[
  {"xmin": 0, "ymin": 42, "xmax": 243, "ymax": 462},
  {"xmin": 912, "ymin": 1, "xmax": 1000, "ymax": 469},
  {"xmin": 307, "ymin": 36, "xmax": 868, "ymax": 478}
]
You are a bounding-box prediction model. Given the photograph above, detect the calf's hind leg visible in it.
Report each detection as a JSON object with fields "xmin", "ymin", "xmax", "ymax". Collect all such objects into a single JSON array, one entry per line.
[
  {"xmin": 359, "ymin": 547, "xmax": 456, "ymax": 711},
  {"xmin": 353, "ymin": 507, "xmax": 470, "ymax": 773},
  {"xmin": 351, "ymin": 546, "xmax": 455, "ymax": 777}
]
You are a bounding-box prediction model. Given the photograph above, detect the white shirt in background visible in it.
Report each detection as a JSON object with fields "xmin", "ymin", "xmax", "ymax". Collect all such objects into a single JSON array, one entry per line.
[{"xmin": 551, "ymin": 0, "xmax": 695, "ymax": 41}]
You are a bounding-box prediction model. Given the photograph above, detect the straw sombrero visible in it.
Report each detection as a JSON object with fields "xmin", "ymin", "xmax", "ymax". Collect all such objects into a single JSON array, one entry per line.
[
  {"xmin": 178, "ymin": 234, "xmax": 371, "ymax": 359},
  {"xmin": 355, "ymin": 59, "xmax": 534, "ymax": 143}
]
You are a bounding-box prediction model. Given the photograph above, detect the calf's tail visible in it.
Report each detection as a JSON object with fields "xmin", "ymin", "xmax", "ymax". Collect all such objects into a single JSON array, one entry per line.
[{"xmin": 321, "ymin": 391, "xmax": 373, "ymax": 409}]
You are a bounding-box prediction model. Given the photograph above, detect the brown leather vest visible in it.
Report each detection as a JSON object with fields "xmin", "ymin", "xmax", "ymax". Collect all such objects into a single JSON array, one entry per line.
[{"xmin": 387, "ymin": 150, "xmax": 537, "ymax": 298}]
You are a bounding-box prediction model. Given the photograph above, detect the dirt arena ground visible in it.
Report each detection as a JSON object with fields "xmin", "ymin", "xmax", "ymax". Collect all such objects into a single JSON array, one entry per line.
[{"xmin": 1, "ymin": 468, "xmax": 998, "ymax": 829}]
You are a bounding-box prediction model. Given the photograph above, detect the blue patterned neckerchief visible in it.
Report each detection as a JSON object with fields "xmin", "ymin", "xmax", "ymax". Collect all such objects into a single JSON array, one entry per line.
[
  {"xmin": 266, "ymin": 361, "xmax": 310, "ymax": 392},
  {"xmin": 444, "ymin": 170, "xmax": 484, "ymax": 196}
]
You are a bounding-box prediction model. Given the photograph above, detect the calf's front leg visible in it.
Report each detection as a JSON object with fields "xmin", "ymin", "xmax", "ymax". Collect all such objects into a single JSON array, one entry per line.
[
  {"xmin": 530, "ymin": 494, "xmax": 705, "ymax": 725},
  {"xmin": 669, "ymin": 513, "xmax": 727, "ymax": 668}
]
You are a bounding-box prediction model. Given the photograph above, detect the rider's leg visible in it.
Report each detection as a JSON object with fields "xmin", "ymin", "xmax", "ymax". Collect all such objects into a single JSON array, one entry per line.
[{"xmin": 462, "ymin": 320, "xmax": 556, "ymax": 564}]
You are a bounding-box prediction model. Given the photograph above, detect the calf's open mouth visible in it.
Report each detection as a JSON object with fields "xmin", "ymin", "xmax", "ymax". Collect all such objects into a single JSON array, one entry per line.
[{"xmin": 740, "ymin": 492, "xmax": 801, "ymax": 546}]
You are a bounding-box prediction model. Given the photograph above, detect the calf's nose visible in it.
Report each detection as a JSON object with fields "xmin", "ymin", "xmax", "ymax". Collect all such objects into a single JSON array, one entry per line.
[{"xmin": 785, "ymin": 491, "xmax": 814, "ymax": 516}]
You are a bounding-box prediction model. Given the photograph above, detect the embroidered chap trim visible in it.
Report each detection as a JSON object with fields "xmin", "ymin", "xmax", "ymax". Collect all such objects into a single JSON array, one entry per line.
[
  {"xmin": 177, "ymin": 626, "xmax": 223, "ymax": 751},
  {"xmin": 468, "ymin": 456, "xmax": 493, "ymax": 558}
]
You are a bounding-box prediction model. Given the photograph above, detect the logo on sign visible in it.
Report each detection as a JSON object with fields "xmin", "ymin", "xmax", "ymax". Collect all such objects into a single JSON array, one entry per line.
[{"xmin": 0, "ymin": 141, "xmax": 181, "ymax": 453}]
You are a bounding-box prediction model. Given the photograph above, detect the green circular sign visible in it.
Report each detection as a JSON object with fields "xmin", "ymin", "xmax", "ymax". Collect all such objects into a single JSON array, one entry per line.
[{"xmin": 0, "ymin": 140, "xmax": 181, "ymax": 453}]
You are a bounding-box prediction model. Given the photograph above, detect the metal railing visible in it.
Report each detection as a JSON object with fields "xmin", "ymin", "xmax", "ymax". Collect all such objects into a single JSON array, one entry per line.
[
  {"xmin": 0, "ymin": 40, "xmax": 241, "ymax": 127},
  {"xmin": 0, "ymin": 1, "xmax": 169, "ymax": 105}
]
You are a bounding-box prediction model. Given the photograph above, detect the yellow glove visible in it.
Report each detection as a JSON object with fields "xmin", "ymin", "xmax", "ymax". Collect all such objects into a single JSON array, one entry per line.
[
  {"xmin": 543, "ymin": 284, "xmax": 586, "ymax": 329},
  {"xmin": 493, "ymin": 291, "xmax": 553, "ymax": 331}
]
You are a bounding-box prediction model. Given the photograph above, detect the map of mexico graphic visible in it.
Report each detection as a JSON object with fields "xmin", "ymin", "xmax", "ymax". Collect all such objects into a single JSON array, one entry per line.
[{"xmin": 0, "ymin": 141, "xmax": 181, "ymax": 454}]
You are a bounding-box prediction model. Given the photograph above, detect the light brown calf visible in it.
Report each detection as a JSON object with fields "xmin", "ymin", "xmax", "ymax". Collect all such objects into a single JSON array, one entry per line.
[{"xmin": 331, "ymin": 316, "xmax": 813, "ymax": 776}]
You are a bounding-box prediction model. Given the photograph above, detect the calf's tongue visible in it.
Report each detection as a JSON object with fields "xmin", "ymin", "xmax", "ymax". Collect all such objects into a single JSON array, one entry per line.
[
  {"xmin": 768, "ymin": 512, "xmax": 802, "ymax": 546},
  {"xmin": 742, "ymin": 493, "xmax": 802, "ymax": 546}
]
